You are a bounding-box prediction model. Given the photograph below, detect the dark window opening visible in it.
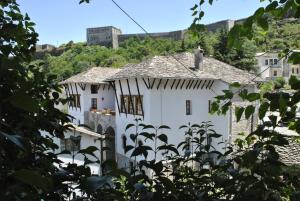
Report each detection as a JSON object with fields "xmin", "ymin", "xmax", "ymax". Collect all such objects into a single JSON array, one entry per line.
[
  {"xmin": 120, "ymin": 95, "xmax": 143, "ymax": 115},
  {"xmin": 61, "ymin": 136, "xmax": 81, "ymax": 152},
  {"xmin": 91, "ymin": 98, "xmax": 97, "ymax": 110},
  {"xmin": 91, "ymin": 84, "xmax": 99, "ymax": 94},
  {"xmin": 186, "ymin": 100, "xmax": 191, "ymax": 115}
]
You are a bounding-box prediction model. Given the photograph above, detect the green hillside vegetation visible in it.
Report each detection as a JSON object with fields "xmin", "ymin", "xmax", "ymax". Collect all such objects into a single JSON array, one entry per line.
[{"xmin": 37, "ymin": 18, "xmax": 300, "ymax": 81}]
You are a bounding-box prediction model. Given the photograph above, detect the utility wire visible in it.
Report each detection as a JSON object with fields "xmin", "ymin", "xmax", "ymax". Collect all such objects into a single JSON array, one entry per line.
[
  {"xmin": 110, "ymin": 0, "xmax": 199, "ymax": 78},
  {"xmin": 110, "ymin": 0, "xmax": 296, "ymax": 98}
]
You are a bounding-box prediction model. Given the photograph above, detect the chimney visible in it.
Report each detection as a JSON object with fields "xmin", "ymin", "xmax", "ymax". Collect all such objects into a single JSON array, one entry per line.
[{"xmin": 194, "ymin": 46, "xmax": 204, "ymax": 71}]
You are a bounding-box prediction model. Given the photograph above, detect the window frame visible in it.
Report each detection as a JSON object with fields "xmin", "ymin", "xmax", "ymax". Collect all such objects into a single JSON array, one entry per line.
[
  {"xmin": 265, "ymin": 59, "xmax": 268, "ymax": 65},
  {"xmin": 90, "ymin": 84, "xmax": 99, "ymax": 94},
  {"xmin": 120, "ymin": 95, "xmax": 143, "ymax": 116},
  {"xmin": 91, "ymin": 98, "xmax": 97, "ymax": 110},
  {"xmin": 186, "ymin": 100, "xmax": 192, "ymax": 115}
]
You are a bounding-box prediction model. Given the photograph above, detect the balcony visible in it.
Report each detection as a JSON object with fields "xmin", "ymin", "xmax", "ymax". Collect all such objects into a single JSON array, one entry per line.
[{"xmin": 84, "ymin": 109, "xmax": 116, "ymax": 133}]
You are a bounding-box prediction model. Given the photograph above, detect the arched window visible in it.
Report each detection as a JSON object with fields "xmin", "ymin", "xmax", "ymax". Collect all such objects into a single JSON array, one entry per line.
[
  {"xmin": 122, "ymin": 135, "xmax": 127, "ymax": 150},
  {"xmin": 105, "ymin": 127, "xmax": 115, "ymax": 136}
]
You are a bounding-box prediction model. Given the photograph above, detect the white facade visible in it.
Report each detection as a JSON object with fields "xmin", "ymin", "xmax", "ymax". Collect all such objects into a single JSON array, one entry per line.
[
  {"xmin": 113, "ymin": 78, "xmax": 256, "ymax": 167},
  {"xmin": 58, "ymin": 54, "xmax": 259, "ymax": 171},
  {"xmin": 66, "ymin": 83, "xmax": 115, "ymax": 125},
  {"xmin": 255, "ymin": 52, "xmax": 300, "ymax": 80}
]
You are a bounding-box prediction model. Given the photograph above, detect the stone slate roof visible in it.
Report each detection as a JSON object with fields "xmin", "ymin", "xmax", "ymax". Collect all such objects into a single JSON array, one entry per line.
[
  {"xmin": 276, "ymin": 136, "xmax": 300, "ymax": 165},
  {"xmin": 106, "ymin": 52, "xmax": 262, "ymax": 85},
  {"xmin": 61, "ymin": 67, "xmax": 121, "ymax": 84}
]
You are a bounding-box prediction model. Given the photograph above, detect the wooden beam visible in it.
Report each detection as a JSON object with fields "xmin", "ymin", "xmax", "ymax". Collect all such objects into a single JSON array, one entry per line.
[
  {"xmin": 150, "ymin": 78, "xmax": 156, "ymax": 89},
  {"xmin": 175, "ymin": 79, "xmax": 181, "ymax": 89},
  {"xmin": 170, "ymin": 79, "xmax": 176, "ymax": 90},
  {"xmin": 126, "ymin": 79, "xmax": 135, "ymax": 115},
  {"xmin": 69, "ymin": 83, "xmax": 75, "ymax": 109},
  {"xmin": 189, "ymin": 80, "xmax": 195, "ymax": 89},
  {"xmin": 186, "ymin": 80, "xmax": 191, "ymax": 89},
  {"xmin": 193, "ymin": 80, "xmax": 199, "ymax": 89},
  {"xmin": 110, "ymin": 82, "xmax": 121, "ymax": 116},
  {"xmin": 206, "ymin": 80, "xmax": 211, "ymax": 89},
  {"xmin": 64, "ymin": 84, "xmax": 70, "ymax": 107},
  {"xmin": 147, "ymin": 78, "xmax": 151, "ymax": 89},
  {"xmin": 201, "ymin": 80, "xmax": 207, "ymax": 89},
  {"xmin": 164, "ymin": 79, "xmax": 169, "ymax": 89},
  {"xmin": 119, "ymin": 80, "xmax": 127, "ymax": 117},
  {"xmin": 156, "ymin": 79, "xmax": 162, "ymax": 90},
  {"xmin": 142, "ymin": 78, "xmax": 149, "ymax": 89},
  {"xmin": 135, "ymin": 78, "xmax": 144, "ymax": 118},
  {"xmin": 197, "ymin": 80, "xmax": 202, "ymax": 89},
  {"xmin": 180, "ymin": 80, "xmax": 186, "ymax": 89},
  {"xmin": 74, "ymin": 83, "xmax": 80, "ymax": 111},
  {"xmin": 209, "ymin": 80, "xmax": 214, "ymax": 89}
]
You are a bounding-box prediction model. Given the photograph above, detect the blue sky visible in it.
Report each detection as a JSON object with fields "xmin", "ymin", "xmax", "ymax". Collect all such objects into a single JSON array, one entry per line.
[{"xmin": 19, "ymin": 0, "xmax": 267, "ymax": 45}]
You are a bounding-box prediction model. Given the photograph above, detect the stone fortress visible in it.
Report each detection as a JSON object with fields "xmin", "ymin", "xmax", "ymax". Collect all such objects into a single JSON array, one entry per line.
[{"xmin": 86, "ymin": 19, "xmax": 245, "ymax": 48}]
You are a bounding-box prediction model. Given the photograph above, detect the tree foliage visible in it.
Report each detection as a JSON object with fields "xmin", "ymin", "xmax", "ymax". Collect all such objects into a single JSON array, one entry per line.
[{"xmin": 1, "ymin": 0, "xmax": 300, "ymax": 200}]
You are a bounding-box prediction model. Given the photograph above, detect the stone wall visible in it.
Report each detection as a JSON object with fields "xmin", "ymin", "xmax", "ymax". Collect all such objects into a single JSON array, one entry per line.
[{"xmin": 230, "ymin": 102, "xmax": 258, "ymax": 143}]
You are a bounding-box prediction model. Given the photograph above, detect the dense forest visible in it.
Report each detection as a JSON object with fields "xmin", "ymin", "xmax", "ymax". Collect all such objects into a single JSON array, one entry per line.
[{"xmin": 36, "ymin": 18, "xmax": 300, "ymax": 81}]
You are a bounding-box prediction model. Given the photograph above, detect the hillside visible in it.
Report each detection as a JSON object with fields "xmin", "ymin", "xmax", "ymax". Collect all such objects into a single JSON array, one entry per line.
[{"xmin": 36, "ymin": 18, "xmax": 300, "ymax": 81}]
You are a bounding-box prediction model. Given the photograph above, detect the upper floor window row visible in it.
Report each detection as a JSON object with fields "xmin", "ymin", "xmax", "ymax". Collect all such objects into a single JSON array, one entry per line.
[
  {"xmin": 265, "ymin": 58, "xmax": 278, "ymax": 66},
  {"xmin": 120, "ymin": 95, "xmax": 143, "ymax": 116},
  {"xmin": 69, "ymin": 94, "xmax": 81, "ymax": 108}
]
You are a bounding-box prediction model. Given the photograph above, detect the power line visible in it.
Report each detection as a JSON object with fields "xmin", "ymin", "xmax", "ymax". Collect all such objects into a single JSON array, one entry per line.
[
  {"xmin": 110, "ymin": 0, "xmax": 199, "ymax": 78},
  {"xmin": 110, "ymin": 0, "xmax": 296, "ymax": 99}
]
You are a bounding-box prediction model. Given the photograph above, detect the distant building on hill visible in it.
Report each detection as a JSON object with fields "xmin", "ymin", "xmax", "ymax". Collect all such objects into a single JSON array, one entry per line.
[
  {"xmin": 86, "ymin": 19, "xmax": 249, "ymax": 48},
  {"xmin": 86, "ymin": 26, "xmax": 122, "ymax": 49},
  {"xmin": 86, "ymin": 26, "xmax": 186, "ymax": 48}
]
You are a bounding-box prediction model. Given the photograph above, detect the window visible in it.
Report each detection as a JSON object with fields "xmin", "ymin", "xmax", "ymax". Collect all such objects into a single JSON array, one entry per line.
[
  {"xmin": 297, "ymin": 68, "xmax": 299, "ymax": 74},
  {"xmin": 122, "ymin": 135, "xmax": 127, "ymax": 150},
  {"xmin": 184, "ymin": 137, "xmax": 191, "ymax": 157},
  {"xmin": 69, "ymin": 94, "xmax": 81, "ymax": 108},
  {"xmin": 274, "ymin": 59, "xmax": 278, "ymax": 65},
  {"xmin": 265, "ymin": 59, "xmax": 268, "ymax": 65},
  {"xmin": 120, "ymin": 95, "xmax": 143, "ymax": 115},
  {"xmin": 91, "ymin": 84, "xmax": 99, "ymax": 94},
  {"xmin": 135, "ymin": 96, "xmax": 143, "ymax": 115},
  {"xmin": 208, "ymin": 100, "xmax": 212, "ymax": 113},
  {"xmin": 61, "ymin": 136, "xmax": 81, "ymax": 152},
  {"xmin": 292, "ymin": 68, "xmax": 295, "ymax": 74},
  {"xmin": 91, "ymin": 98, "xmax": 97, "ymax": 110},
  {"xmin": 186, "ymin": 100, "xmax": 191, "ymax": 115},
  {"xmin": 273, "ymin": 70, "xmax": 277, "ymax": 77},
  {"xmin": 269, "ymin": 59, "xmax": 274, "ymax": 65}
]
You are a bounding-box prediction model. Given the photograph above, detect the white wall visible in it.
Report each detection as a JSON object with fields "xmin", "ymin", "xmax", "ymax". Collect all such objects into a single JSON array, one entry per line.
[
  {"xmin": 66, "ymin": 83, "xmax": 115, "ymax": 125},
  {"xmin": 42, "ymin": 130, "xmax": 102, "ymax": 175},
  {"xmin": 115, "ymin": 78, "xmax": 231, "ymax": 163}
]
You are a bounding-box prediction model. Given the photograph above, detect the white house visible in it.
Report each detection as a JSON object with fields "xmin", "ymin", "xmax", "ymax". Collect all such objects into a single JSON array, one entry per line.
[
  {"xmin": 255, "ymin": 51, "xmax": 300, "ymax": 80},
  {"xmin": 50, "ymin": 67, "xmax": 121, "ymax": 174},
  {"xmin": 104, "ymin": 50, "xmax": 261, "ymax": 168},
  {"xmin": 56, "ymin": 50, "xmax": 263, "ymax": 173}
]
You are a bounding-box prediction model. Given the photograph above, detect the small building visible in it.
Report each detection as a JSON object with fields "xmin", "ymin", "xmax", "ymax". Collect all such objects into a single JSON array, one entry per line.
[
  {"xmin": 255, "ymin": 51, "xmax": 300, "ymax": 80},
  {"xmin": 86, "ymin": 26, "xmax": 122, "ymax": 49}
]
